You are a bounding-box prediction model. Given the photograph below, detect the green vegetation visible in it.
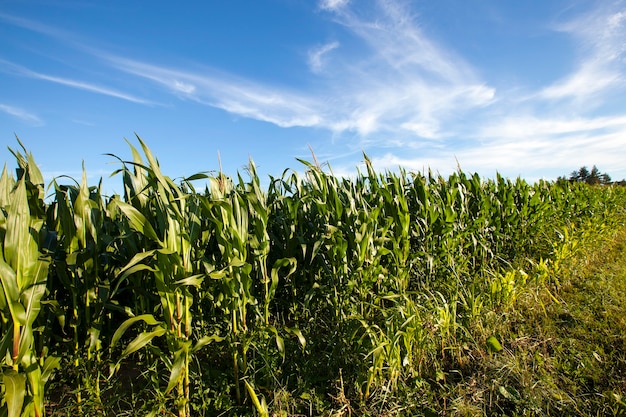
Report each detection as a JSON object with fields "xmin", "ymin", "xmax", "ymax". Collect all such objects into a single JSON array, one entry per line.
[
  {"xmin": 0, "ymin": 136, "xmax": 625, "ymax": 416},
  {"xmin": 558, "ymin": 165, "xmax": 618, "ymax": 185}
]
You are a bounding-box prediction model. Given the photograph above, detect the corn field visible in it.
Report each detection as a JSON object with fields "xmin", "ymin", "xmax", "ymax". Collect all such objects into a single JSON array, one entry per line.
[{"xmin": 1, "ymin": 137, "xmax": 625, "ymax": 416}]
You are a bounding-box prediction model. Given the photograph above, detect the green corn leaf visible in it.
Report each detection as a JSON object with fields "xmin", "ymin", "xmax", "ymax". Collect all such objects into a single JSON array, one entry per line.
[
  {"xmin": 41, "ymin": 355, "xmax": 61, "ymax": 383},
  {"xmin": 174, "ymin": 274, "xmax": 205, "ymax": 288},
  {"xmin": 3, "ymin": 369, "xmax": 26, "ymax": 417},
  {"xmin": 268, "ymin": 326, "xmax": 285, "ymax": 353},
  {"xmin": 10, "ymin": 301, "xmax": 26, "ymax": 325},
  {"xmin": 121, "ymin": 327, "xmax": 166, "ymax": 358},
  {"xmin": 111, "ymin": 314, "xmax": 162, "ymax": 348},
  {"xmin": 165, "ymin": 350, "xmax": 185, "ymax": 394},
  {"xmin": 113, "ymin": 250, "xmax": 157, "ymax": 291},
  {"xmin": 136, "ymin": 135, "xmax": 172, "ymax": 191},
  {"xmin": 286, "ymin": 327, "xmax": 306, "ymax": 348},
  {"xmin": 184, "ymin": 173, "xmax": 209, "ymax": 182},
  {"xmin": 0, "ymin": 164, "xmax": 15, "ymax": 207},
  {"xmin": 0, "ymin": 324, "xmax": 12, "ymax": 359},
  {"xmin": 21, "ymin": 351, "xmax": 44, "ymax": 417},
  {"xmin": 229, "ymin": 257, "xmax": 247, "ymax": 268},
  {"xmin": 23, "ymin": 145, "xmax": 44, "ymax": 188},
  {"xmin": 208, "ymin": 269, "xmax": 227, "ymax": 279},
  {"xmin": 3, "ymin": 177, "xmax": 28, "ymax": 275},
  {"xmin": 270, "ymin": 257, "xmax": 297, "ymax": 298},
  {"xmin": 115, "ymin": 263, "xmax": 155, "ymax": 284},
  {"xmin": 191, "ymin": 334, "xmax": 225, "ymax": 354},
  {"xmin": 244, "ymin": 380, "xmax": 269, "ymax": 417},
  {"xmin": 21, "ymin": 259, "xmax": 49, "ymax": 328},
  {"xmin": 0, "ymin": 259, "xmax": 21, "ymax": 317},
  {"xmin": 114, "ymin": 200, "xmax": 162, "ymax": 245}
]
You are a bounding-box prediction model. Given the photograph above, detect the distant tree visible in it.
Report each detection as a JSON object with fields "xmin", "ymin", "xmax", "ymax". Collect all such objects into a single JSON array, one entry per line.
[
  {"xmin": 566, "ymin": 165, "xmax": 612, "ymax": 185},
  {"xmin": 588, "ymin": 165, "xmax": 600, "ymax": 185},
  {"xmin": 569, "ymin": 166, "xmax": 586, "ymax": 182},
  {"xmin": 579, "ymin": 166, "xmax": 590, "ymax": 182}
]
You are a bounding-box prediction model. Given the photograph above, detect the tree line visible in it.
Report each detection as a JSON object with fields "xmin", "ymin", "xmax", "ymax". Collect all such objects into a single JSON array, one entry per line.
[{"xmin": 558, "ymin": 165, "xmax": 626, "ymax": 186}]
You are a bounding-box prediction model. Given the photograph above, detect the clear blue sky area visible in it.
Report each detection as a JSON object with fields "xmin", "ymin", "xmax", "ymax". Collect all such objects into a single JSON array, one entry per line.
[{"xmin": 2, "ymin": 0, "xmax": 626, "ymax": 194}]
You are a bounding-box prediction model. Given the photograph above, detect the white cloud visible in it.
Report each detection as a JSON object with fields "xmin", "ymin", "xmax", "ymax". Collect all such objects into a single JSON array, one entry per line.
[
  {"xmin": 308, "ymin": 41, "xmax": 340, "ymax": 73},
  {"xmin": 319, "ymin": 0, "xmax": 350, "ymax": 12},
  {"xmin": 0, "ymin": 103, "xmax": 43, "ymax": 125},
  {"xmin": 0, "ymin": 12, "xmax": 74, "ymax": 41},
  {"xmin": 106, "ymin": 0, "xmax": 494, "ymax": 140},
  {"xmin": 539, "ymin": 63, "xmax": 621, "ymax": 101},
  {"xmin": 33, "ymin": 72, "xmax": 155, "ymax": 104},
  {"xmin": 309, "ymin": 0, "xmax": 496, "ymax": 140},
  {"xmin": 364, "ymin": 122, "xmax": 626, "ymax": 182},
  {"xmin": 173, "ymin": 80, "xmax": 196, "ymax": 94},
  {"xmin": 478, "ymin": 115, "xmax": 626, "ymax": 140},
  {"xmin": 328, "ymin": 0, "xmax": 475, "ymax": 84},
  {"xmin": 399, "ymin": 121, "xmax": 440, "ymax": 139},
  {"xmin": 109, "ymin": 56, "xmax": 324, "ymax": 128},
  {"xmin": 6, "ymin": 1, "xmax": 625, "ymax": 181},
  {"xmin": 539, "ymin": 5, "xmax": 626, "ymax": 101},
  {"xmin": 0, "ymin": 58, "xmax": 154, "ymax": 105},
  {"xmin": 2, "ymin": 2, "xmax": 496, "ymax": 143}
]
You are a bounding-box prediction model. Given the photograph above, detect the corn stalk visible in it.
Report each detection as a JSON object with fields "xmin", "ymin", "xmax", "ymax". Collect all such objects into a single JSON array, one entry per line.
[
  {"xmin": 109, "ymin": 137, "xmax": 221, "ymax": 417},
  {"xmin": 0, "ymin": 144, "xmax": 59, "ymax": 417}
]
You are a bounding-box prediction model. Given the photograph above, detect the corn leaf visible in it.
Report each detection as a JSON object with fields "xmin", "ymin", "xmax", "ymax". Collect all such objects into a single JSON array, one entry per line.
[
  {"xmin": 173, "ymin": 274, "xmax": 205, "ymax": 288},
  {"xmin": 3, "ymin": 369, "xmax": 26, "ymax": 417},
  {"xmin": 165, "ymin": 350, "xmax": 185, "ymax": 394},
  {"xmin": 110, "ymin": 314, "xmax": 163, "ymax": 348},
  {"xmin": 114, "ymin": 200, "xmax": 162, "ymax": 245},
  {"xmin": 41, "ymin": 355, "xmax": 61, "ymax": 383},
  {"xmin": 191, "ymin": 334, "xmax": 225, "ymax": 354},
  {"xmin": 121, "ymin": 327, "xmax": 166, "ymax": 358},
  {"xmin": 244, "ymin": 380, "xmax": 269, "ymax": 417}
]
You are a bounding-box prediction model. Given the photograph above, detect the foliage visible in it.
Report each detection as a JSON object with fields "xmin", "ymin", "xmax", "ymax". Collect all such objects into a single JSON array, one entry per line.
[
  {"xmin": 559, "ymin": 165, "xmax": 613, "ymax": 185},
  {"xmin": 0, "ymin": 136, "xmax": 625, "ymax": 416}
]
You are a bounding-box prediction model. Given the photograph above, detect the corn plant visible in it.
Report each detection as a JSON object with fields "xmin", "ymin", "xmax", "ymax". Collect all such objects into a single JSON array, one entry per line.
[
  {"xmin": 46, "ymin": 168, "xmax": 118, "ymax": 409},
  {"xmin": 109, "ymin": 137, "xmax": 222, "ymax": 417},
  {"xmin": 2, "ymin": 137, "xmax": 626, "ymax": 416},
  {"xmin": 0, "ymin": 145, "xmax": 59, "ymax": 417}
]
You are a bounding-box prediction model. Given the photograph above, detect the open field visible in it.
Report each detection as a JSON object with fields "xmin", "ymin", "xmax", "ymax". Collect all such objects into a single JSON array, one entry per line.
[{"xmin": 1, "ymin": 138, "xmax": 625, "ymax": 416}]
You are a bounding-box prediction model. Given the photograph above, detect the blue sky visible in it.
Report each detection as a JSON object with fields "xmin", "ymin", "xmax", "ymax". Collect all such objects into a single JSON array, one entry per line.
[{"xmin": 2, "ymin": 0, "xmax": 626, "ymax": 193}]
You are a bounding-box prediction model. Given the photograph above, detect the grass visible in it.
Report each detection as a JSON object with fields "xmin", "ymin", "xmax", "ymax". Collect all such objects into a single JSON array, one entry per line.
[
  {"xmin": 338, "ymin": 223, "xmax": 626, "ymax": 416},
  {"xmin": 506, "ymin": 226, "xmax": 626, "ymax": 416}
]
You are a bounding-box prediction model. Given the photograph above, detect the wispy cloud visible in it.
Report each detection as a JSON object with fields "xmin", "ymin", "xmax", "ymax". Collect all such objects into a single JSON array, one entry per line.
[
  {"xmin": 366, "ymin": 121, "xmax": 626, "ymax": 181},
  {"xmin": 33, "ymin": 72, "xmax": 154, "ymax": 104},
  {"xmin": 0, "ymin": 12, "xmax": 75, "ymax": 41},
  {"xmin": 478, "ymin": 114, "xmax": 626, "ymax": 140},
  {"xmin": 108, "ymin": 56, "xmax": 324, "ymax": 127},
  {"xmin": 319, "ymin": 0, "xmax": 350, "ymax": 12},
  {"xmin": 0, "ymin": 103, "xmax": 43, "ymax": 125},
  {"xmin": 1, "ymin": 4, "xmax": 495, "ymax": 142},
  {"xmin": 326, "ymin": 0, "xmax": 469, "ymax": 83},
  {"xmin": 539, "ymin": 5, "xmax": 626, "ymax": 102},
  {"xmin": 4, "ymin": 2, "xmax": 625, "ymax": 181},
  {"xmin": 0, "ymin": 58, "xmax": 155, "ymax": 105},
  {"xmin": 308, "ymin": 41, "xmax": 340, "ymax": 73},
  {"xmin": 95, "ymin": 0, "xmax": 495, "ymax": 141}
]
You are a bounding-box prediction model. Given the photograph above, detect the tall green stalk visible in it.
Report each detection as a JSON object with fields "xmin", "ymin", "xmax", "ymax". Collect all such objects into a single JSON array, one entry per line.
[{"xmin": 0, "ymin": 144, "xmax": 59, "ymax": 417}]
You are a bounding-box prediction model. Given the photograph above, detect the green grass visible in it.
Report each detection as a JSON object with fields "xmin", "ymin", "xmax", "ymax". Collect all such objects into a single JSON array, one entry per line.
[
  {"xmin": 504, "ymin": 226, "xmax": 626, "ymax": 416},
  {"xmin": 336, "ymin": 224, "xmax": 626, "ymax": 417}
]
